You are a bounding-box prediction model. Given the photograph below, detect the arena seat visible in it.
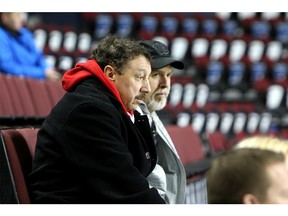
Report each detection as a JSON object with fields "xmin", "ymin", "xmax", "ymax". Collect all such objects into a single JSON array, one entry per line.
[
  {"xmin": 209, "ymin": 39, "xmax": 228, "ymax": 61},
  {"xmin": 25, "ymin": 78, "xmax": 54, "ymax": 117},
  {"xmin": 229, "ymin": 39, "xmax": 247, "ymax": 62},
  {"xmin": 246, "ymin": 40, "xmax": 265, "ymax": 64},
  {"xmin": 16, "ymin": 127, "xmax": 39, "ymax": 157},
  {"xmin": 201, "ymin": 19, "xmax": 218, "ymax": 38},
  {"xmin": 261, "ymin": 12, "xmax": 281, "ymax": 22},
  {"xmin": 77, "ymin": 32, "xmax": 92, "ymax": 54},
  {"xmin": 47, "ymin": 30, "xmax": 63, "ymax": 53},
  {"xmin": 159, "ymin": 16, "xmax": 179, "ymax": 41},
  {"xmin": 191, "ymin": 37, "xmax": 210, "ymax": 68},
  {"xmin": 168, "ymin": 83, "xmax": 184, "ymax": 107},
  {"xmin": 232, "ymin": 112, "xmax": 247, "ymax": 134},
  {"xmin": 62, "ymin": 31, "xmax": 78, "ymax": 53},
  {"xmin": 191, "ymin": 112, "xmax": 206, "ymax": 134},
  {"xmin": 219, "ymin": 112, "xmax": 234, "ymax": 134},
  {"xmin": 0, "ymin": 129, "xmax": 33, "ymax": 203},
  {"xmin": 271, "ymin": 62, "xmax": 288, "ymax": 86},
  {"xmin": 246, "ymin": 112, "xmax": 261, "ymax": 134},
  {"xmin": 227, "ymin": 61, "xmax": 246, "ymax": 87},
  {"xmin": 94, "ymin": 13, "xmax": 114, "ymax": 40},
  {"xmin": 0, "ymin": 74, "xmax": 15, "ymax": 117},
  {"xmin": 266, "ymin": 84, "xmax": 285, "ymax": 110},
  {"xmin": 182, "ymin": 83, "xmax": 196, "ymax": 109},
  {"xmin": 205, "ymin": 112, "xmax": 220, "ymax": 133},
  {"xmin": 33, "ymin": 28, "xmax": 47, "ymax": 51},
  {"xmin": 221, "ymin": 20, "xmax": 238, "ymax": 39},
  {"xmin": 250, "ymin": 62, "xmax": 270, "ymax": 92},
  {"xmin": 57, "ymin": 55, "xmax": 74, "ymax": 73},
  {"xmin": 166, "ymin": 125, "xmax": 212, "ymax": 179},
  {"xmin": 206, "ymin": 130, "xmax": 229, "ymax": 154},
  {"xmin": 258, "ymin": 112, "xmax": 273, "ymax": 134},
  {"xmin": 45, "ymin": 80, "xmax": 66, "ymax": 106},
  {"xmin": 250, "ymin": 21, "xmax": 271, "ymax": 41},
  {"xmin": 181, "ymin": 17, "xmax": 199, "ymax": 39},
  {"xmin": 275, "ymin": 22, "xmax": 288, "ymax": 43},
  {"xmin": 195, "ymin": 84, "xmax": 209, "ymax": 108},
  {"xmin": 44, "ymin": 54, "xmax": 57, "ymax": 69},
  {"xmin": 170, "ymin": 37, "xmax": 189, "ymax": 61},
  {"xmin": 264, "ymin": 41, "xmax": 283, "ymax": 66},
  {"xmin": 237, "ymin": 12, "xmax": 257, "ymax": 26},
  {"xmin": 176, "ymin": 112, "xmax": 191, "ymax": 127},
  {"xmin": 138, "ymin": 14, "xmax": 159, "ymax": 40},
  {"xmin": 115, "ymin": 14, "xmax": 134, "ymax": 38}
]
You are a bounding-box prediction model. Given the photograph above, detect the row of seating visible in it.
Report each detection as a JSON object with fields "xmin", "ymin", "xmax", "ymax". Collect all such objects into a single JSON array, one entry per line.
[
  {"xmin": 85, "ymin": 12, "xmax": 288, "ymax": 42},
  {"xmin": 30, "ymin": 14, "xmax": 288, "ymax": 96},
  {"xmin": 177, "ymin": 110, "xmax": 288, "ymax": 135},
  {"xmin": 165, "ymin": 37, "xmax": 288, "ymax": 77},
  {"xmin": 34, "ymin": 28, "xmax": 288, "ymax": 69},
  {"xmin": 33, "ymin": 27, "xmax": 94, "ymax": 56},
  {"xmin": 0, "ymin": 73, "xmax": 65, "ymax": 127},
  {"xmin": 0, "ymin": 125, "xmax": 211, "ymax": 204},
  {"xmin": 165, "ymin": 82, "xmax": 288, "ymax": 115},
  {"xmin": 44, "ymin": 54, "xmax": 88, "ymax": 74}
]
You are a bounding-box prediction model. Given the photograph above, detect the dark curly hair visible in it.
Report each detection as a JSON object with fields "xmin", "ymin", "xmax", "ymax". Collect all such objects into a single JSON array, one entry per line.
[{"xmin": 90, "ymin": 34, "xmax": 151, "ymax": 74}]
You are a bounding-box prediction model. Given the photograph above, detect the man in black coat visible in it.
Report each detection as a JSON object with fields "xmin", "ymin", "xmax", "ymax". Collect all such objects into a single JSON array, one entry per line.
[{"xmin": 29, "ymin": 35, "xmax": 166, "ymax": 204}]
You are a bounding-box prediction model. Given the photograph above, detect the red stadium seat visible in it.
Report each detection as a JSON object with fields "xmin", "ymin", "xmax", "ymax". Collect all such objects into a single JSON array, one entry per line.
[
  {"xmin": 11, "ymin": 76, "xmax": 42, "ymax": 125},
  {"xmin": 0, "ymin": 127, "xmax": 39, "ymax": 203},
  {"xmin": 0, "ymin": 74, "xmax": 16, "ymax": 117},
  {"xmin": 166, "ymin": 125, "xmax": 212, "ymax": 180},
  {"xmin": 25, "ymin": 78, "xmax": 54, "ymax": 117},
  {"xmin": 206, "ymin": 130, "xmax": 229, "ymax": 154},
  {"xmin": 0, "ymin": 129, "xmax": 32, "ymax": 203},
  {"xmin": 45, "ymin": 80, "xmax": 66, "ymax": 106},
  {"xmin": 16, "ymin": 127, "xmax": 39, "ymax": 158}
]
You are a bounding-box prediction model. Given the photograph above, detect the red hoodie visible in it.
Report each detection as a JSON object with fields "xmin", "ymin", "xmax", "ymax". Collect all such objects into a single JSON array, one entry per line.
[{"xmin": 62, "ymin": 59, "xmax": 131, "ymax": 115}]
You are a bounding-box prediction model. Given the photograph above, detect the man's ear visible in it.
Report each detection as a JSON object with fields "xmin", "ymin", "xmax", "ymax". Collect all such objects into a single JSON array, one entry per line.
[
  {"xmin": 103, "ymin": 65, "xmax": 116, "ymax": 82},
  {"xmin": 243, "ymin": 193, "xmax": 261, "ymax": 204}
]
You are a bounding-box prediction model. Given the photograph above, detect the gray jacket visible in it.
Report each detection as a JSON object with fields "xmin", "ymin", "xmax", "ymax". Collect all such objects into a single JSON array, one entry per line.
[{"xmin": 137, "ymin": 104, "xmax": 187, "ymax": 204}]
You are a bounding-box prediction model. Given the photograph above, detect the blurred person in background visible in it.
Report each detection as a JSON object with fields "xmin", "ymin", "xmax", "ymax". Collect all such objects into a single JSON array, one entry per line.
[
  {"xmin": 235, "ymin": 135, "xmax": 288, "ymax": 171},
  {"xmin": 0, "ymin": 12, "xmax": 61, "ymax": 81},
  {"xmin": 206, "ymin": 147, "xmax": 288, "ymax": 204},
  {"xmin": 29, "ymin": 34, "xmax": 166, "ymax": 204},
  {"xmin": 136, "ymin": 40, "xmax": 186, "ymax": 204},
  {"xmin": 234, "ymin": 135, "xmax": 288, "ymax": 155}
]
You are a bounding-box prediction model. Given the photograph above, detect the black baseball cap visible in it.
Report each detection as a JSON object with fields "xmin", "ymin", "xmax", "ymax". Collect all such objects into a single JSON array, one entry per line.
[{"xmin": 139, "ymin": 40, "xmax": 184, "ymax": 70}]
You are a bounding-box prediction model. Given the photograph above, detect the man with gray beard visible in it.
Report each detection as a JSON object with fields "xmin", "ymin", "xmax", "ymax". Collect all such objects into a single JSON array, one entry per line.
[{"xmin": 136, "ymin": 40, "xmax": 186, "ymax": 204}]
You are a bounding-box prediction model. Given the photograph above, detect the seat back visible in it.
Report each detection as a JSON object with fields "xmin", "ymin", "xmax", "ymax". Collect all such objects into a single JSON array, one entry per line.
[
  {"xmin": 16, "ymin": 127, "xmax": 39, "ymax": 158},
  {"xmin": 45, "ymin": 80, "xmax": 66, "ymax": 106},
  {"xmin": 2, "ymin": 75, "xmax": 24, "ymax": 116},
  {"xmin": 0, "ymin": 129, "xmax": 32, "ymax": 203},
  {"xmin": 166, "ymin": 125, "xmax": 205, "ymax": 165},
  {"xmin": 115, "ymin": 14, "xmax": 134, "ymax": 38},
  {"xmin": 0, "ymin": 128, "xmax": 39, "ymax": 203},
  {"xmin": 229, "ymin": 39, "xmax": 246, "ymax": 62},
  {"xmin": 25, "ymin": 78, "xmax": 54, "ymax": 117},
  {"xmin": 0, "ymin": 73, "xmax": 15, "ymax": 117},
  {"xmin": 11, "ymin": 75, "xmax": 37, "ymax": 117},
  {"xmin": 206, "ymin": 131, "xmax": 229, "ymax": 154}
]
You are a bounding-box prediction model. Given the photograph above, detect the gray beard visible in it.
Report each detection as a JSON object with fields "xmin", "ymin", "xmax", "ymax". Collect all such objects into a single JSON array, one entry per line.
[{"xmin": 147, "ymin": 98, "xmax": 167, "ymax": 112}]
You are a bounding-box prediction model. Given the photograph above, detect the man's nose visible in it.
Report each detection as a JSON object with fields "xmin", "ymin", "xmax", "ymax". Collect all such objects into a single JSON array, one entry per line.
[{"xmin": 141, "ymin": 78, "xmax": 151, "ymax": 93}]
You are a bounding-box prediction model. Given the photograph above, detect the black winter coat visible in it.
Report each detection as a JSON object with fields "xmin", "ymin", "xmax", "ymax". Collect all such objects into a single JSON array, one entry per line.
[{"xmin": 29, "ymin": 77, "xmax": 165, "ymax": 204}]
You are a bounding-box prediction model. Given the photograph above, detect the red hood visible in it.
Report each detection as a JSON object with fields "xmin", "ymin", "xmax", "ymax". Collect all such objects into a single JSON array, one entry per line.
[{"xmin": 62, "ymin": 59, "xmax": 132, "ymax": 115}]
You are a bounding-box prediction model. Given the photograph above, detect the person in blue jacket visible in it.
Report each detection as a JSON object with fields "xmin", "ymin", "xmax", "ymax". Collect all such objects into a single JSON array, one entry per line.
[{"xmin": 0, "ymin": 12, "xmax": 61, "ymax": 81}]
